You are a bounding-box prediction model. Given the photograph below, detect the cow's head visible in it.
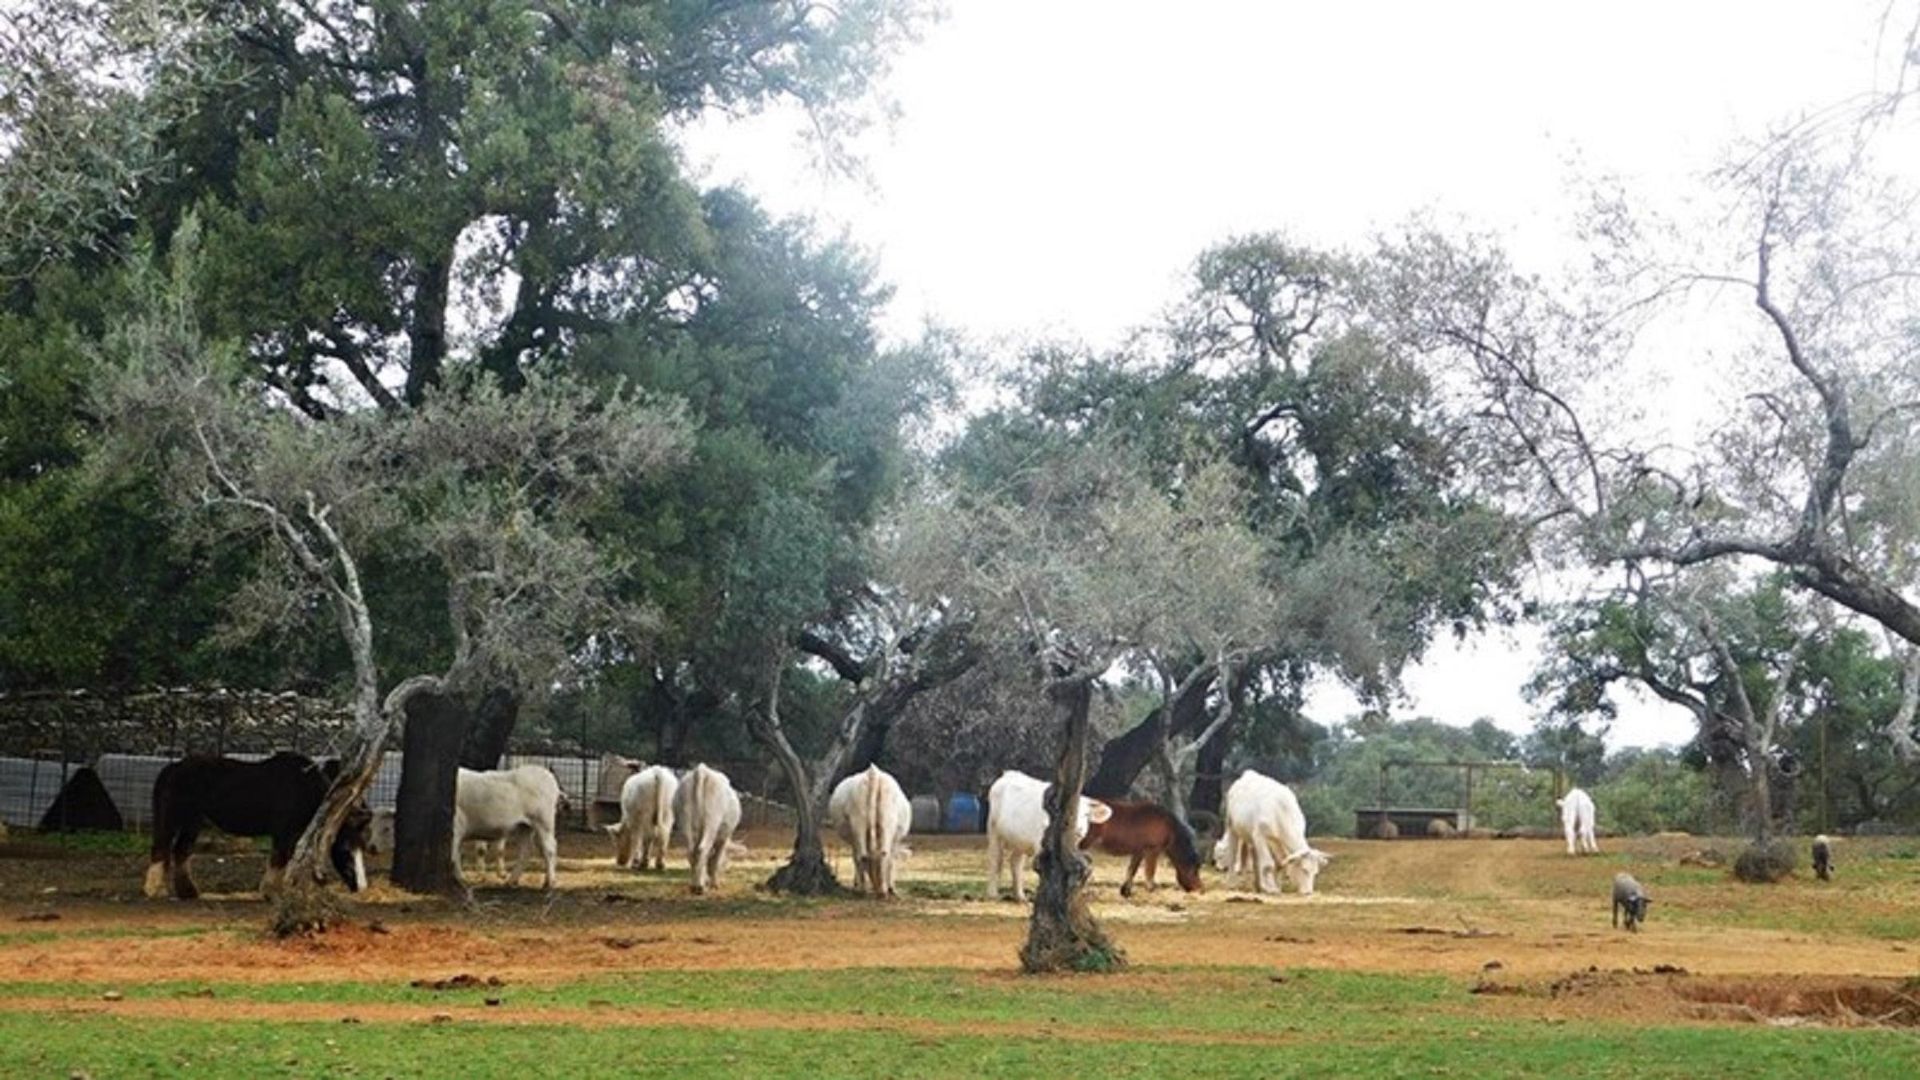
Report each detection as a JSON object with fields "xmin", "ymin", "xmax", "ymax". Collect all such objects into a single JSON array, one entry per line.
[
  {"xmin": 1281, "ymin": 846, "xmax": 1331, "ymax": 895},
  {"xmin": 1210, "ymin": 833, "xmax": 1236, "ymax": 873}
]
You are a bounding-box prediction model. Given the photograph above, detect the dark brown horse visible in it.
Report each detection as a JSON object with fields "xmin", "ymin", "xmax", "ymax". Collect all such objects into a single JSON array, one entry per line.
[
  {"xmin": 1079, "ymin": 800, "xmax": 1203, "ymax": 896},
  {"xmin": 145, "ymin": 752, "xmax": 371, "ymax": 899}
]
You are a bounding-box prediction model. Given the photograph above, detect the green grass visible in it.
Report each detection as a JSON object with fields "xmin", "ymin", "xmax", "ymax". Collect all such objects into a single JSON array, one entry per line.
[
  {"xmin": 0, "ymin": 1005, "xmax": 1915, "ymax": 1078},
  {"xmin": 0, "ymin": 968, "xmax": 1916, "ymax": 1078},
  {"xmin": 0, "ymin": 967, "xmax": 1455, "ymax": 1035}
]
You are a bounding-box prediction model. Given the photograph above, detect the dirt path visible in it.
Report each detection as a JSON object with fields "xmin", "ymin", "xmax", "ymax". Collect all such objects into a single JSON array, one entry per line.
[{"xmin": 2, "ymin": 835, "xmax": 1915, "ymax": 988}]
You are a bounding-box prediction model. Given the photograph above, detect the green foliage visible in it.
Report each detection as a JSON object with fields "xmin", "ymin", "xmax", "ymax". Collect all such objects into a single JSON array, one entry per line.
[
  {"xmin": 1284, "ymin": 716, "xmax": 1557, "ymax": 837},
  {"xmin": 1589, "ymin": 750, "xmax": 1715, "ymax": 835}
]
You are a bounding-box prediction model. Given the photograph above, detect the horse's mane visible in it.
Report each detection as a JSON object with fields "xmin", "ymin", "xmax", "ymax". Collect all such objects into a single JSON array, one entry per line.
[{"xmin": 1167, "ymin": 809, "xmax": 1202, "ymax": 870}]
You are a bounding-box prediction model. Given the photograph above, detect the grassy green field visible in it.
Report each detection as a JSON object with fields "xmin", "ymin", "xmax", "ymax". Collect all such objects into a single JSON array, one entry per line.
[
  {"xmin": 3, "ymin": 833, "xmax": 1919, "ymax": 1077},
  {"xmin": 3, "ymin": 968, "xmax": 1917, "ymax": 1079}
]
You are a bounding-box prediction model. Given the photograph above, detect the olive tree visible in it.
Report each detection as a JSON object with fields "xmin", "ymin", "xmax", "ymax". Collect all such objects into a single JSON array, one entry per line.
[
  {"xmin": 89, "ymin": 226, "xmax": 689, "ymax": 916},
  {"xmin": 895, "ymin": 443, "xmax": 1269, "ymax": 972}
]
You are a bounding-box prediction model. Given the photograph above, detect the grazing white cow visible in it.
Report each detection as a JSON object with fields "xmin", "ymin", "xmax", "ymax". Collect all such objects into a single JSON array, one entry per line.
[
  {"xmin": 370, "ymin": 806, "xmax": 510, "ymax": 878},
  {"xmin": 1556, "ymin": 787, "xmax": 1599, "ymax": 855},
  {"xmin": 1211, "ymin": 770, "xmax": 1332, "ymax": 895},
  {"xmin": 985, "ymin": 770, "xmax": 1112, "ymax": 903},
  {"xmin": 607, "ymin": 765, "xmax": 679, "ymax": 871},
  {"xmin": 674, "ymin": 763, "xmax": 742, "ymax": 894},
  {"xmin": 828, "ymin": 765, "xmax": 912, "ymax": 898},
  {"xmin": 453, "ymin": 765, "xmax": 561, "ymax": 891}
]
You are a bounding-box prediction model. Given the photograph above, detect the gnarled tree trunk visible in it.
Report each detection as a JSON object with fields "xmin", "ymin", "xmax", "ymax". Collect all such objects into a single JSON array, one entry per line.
[
  {"xmin": 458, "ymin": 687, "xmax": 519, "ymax": 770},
  {"xmin": 391, "ymin": 689, "xmax": 468, "ymax": 895},
  {"xmin": 751, "ymin": 665, "xmax": 844, "ymax": 896},
  {"xmin": 1021, "ymin": 675, "xmax": 1122, "ymax": 973},
  {"xmin": 1086, "ymin": 666, "xmax": 1213, "ymax": 799}
]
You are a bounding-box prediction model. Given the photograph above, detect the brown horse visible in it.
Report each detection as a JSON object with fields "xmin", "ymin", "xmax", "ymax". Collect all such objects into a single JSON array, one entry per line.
[
  {"xmin": 1079, "ymin": 800, "xmax": 1203, "ymax": 896},
  {"xmin": 145, "ymin": 752, "xmax": 371, "ymax": 900}
]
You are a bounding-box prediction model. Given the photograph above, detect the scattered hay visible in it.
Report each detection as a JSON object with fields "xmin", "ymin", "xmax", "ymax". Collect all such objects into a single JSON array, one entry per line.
[{"xmin": 1678, "ymin": 848, "xmax": 1725, "ymax": 868}]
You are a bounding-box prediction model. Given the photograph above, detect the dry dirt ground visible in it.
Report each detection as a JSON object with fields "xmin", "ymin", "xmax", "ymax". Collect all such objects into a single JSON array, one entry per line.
[{"xmin": 1, "ymin": 828, "xmax": 1917, "ymax": 1030}]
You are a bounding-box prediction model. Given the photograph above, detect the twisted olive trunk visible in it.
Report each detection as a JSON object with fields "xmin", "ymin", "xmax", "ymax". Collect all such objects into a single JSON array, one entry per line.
[{"xmin": 1020, "ymin": 675, "xmax": 1121, "ymax": 973}]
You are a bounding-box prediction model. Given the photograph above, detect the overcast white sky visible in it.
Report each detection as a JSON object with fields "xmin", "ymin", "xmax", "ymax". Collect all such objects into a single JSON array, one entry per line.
[{"xmin": 679, "ymin": 0, "xmax": 1912, "ymax": 750}]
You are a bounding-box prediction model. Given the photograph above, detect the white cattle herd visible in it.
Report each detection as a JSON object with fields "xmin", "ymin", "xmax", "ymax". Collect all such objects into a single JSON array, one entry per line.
[{"xmin": 185, "ymin": 762, "xmax": 1630, "ymax": 917}]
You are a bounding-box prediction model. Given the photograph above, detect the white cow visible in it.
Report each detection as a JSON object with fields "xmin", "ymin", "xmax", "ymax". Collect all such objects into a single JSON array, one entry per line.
[
  {"xmin": 827, "ymin": 764, "xmax": 912, "ymax": 898},
  {"xmin": 674, "ymin": 763, "xmax": 742, "ymax": 894},
  {"xmin": 453, "ymin": 765, "xmax": 561, "ymax": 891},
  {"xmin": 607, "ymin": 765, "xmax": 679, "ymax": 871},
  {"xmin": 368, "ymin": 806, "xmax": 505, "ymax": 875},
  {"xmin": 985, "ymin": 770, "xmax": 1112, "ymax": 903},
  {"xmin": 1556, "ymin": 787, "xmax": 1599, "ymax": 855},
  {"xmin": 1211, "ymin": 770, "xmax": 1332, "ymax": 896}
]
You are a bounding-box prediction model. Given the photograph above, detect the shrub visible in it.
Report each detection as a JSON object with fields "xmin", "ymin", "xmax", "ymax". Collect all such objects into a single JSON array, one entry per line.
[{"xmin": 1732, "ymin": 840, "xmax": 1798, "ymax": 883}]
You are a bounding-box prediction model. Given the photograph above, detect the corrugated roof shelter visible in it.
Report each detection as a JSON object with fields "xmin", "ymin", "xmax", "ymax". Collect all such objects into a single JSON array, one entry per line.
[{"xmin": 0, "ymin": 757, "xmax": 79, "ymax": 828}]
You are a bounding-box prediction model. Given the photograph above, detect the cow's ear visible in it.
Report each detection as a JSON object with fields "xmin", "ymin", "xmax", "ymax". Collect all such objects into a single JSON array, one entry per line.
[{"xmin": 1087, "ymin": 800, "xmax": 1112, "ymax": 823}]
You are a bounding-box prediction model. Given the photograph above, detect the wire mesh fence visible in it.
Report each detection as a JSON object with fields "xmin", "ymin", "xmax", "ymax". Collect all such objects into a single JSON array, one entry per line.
[{"xmin": 0, "ymin": 688, "xmax": 796, "ymax": 839}]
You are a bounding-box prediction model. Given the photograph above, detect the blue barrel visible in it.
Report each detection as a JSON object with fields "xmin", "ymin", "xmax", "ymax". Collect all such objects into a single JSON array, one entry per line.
[{"xmin": 943, "ymin": 792, "xmax": 982, "ymax": 834}]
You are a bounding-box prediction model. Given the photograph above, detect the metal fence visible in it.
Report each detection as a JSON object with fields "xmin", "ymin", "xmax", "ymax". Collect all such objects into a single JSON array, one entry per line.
[{"xmin": 0, "ymin": 688, "xmax": 794, "ymax": 836}]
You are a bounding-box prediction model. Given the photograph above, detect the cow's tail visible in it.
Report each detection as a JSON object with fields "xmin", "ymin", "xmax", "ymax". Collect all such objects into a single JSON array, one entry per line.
[
  {"xmin": 866, "ymin": 765, "xmax": 885, "ymax": 870},
  {"xmin": 653, "ymin": 768, "xmax": 672, "ymax": 848},
  {"xmin": 689, "ymin": 765, "xmax": 711, "ymax": 851}
]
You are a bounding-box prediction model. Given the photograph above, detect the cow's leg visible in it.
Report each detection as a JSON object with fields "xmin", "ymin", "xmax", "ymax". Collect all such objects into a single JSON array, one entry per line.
[
  {"xmin": 707, "ymin": 834, "xmax": 728, "ymax": 889},
  {"xmin": 504, "ymin": 830, "xmax": 526, "ymax": 887},
  {"xmin": 538, "ymin": 825, "xmax": 557, "ymax": 891},
  {"xmin": 1253, "ymin": 837, "xmax": 1278, "ymax": 894},
  {"xmin": 1011, "ymin": 852, "xmax": 1028, "ymax": 904},
  {"xmin": 1143, "ymin": 849, "xmax": 1161, "ymax": 890},
  {"xmin": 985, "ymin": 832, "xmax": 1003, "ymax": 900},
  {"xmin": 689, "ymin": 837, "xmax": 707, "ymax": 894}
]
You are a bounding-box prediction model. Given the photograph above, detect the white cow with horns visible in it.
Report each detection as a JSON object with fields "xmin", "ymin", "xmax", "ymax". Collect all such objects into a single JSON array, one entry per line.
[
  {"xmin": 452, "ymin": 764, "xmax": 562, "ymax": 891},
  {"xmin": 1212, "ymin": 769, "xmax": 1332, "ymax": 896},
  {"xmin": 985, "ymin": 770, "xmax": 1112, "ymax": 903}
]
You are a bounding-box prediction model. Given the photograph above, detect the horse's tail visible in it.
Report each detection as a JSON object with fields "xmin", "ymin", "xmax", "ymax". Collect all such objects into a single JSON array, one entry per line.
[{"xmin": 1168, "ymin": 809, "xmax": 1202, "ymax": 871}]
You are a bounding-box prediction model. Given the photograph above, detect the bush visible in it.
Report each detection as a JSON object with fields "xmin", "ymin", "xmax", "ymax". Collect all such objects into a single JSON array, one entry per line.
[{"xmin": 1732, "ymin": 840, "xmax": 1798, "ymax": 883}]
